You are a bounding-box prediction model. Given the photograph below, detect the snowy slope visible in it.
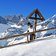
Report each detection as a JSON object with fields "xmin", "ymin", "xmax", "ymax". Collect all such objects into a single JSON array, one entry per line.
[
  {"xmin": 0, "ymin": 24, "xmax": 11, "ymax": 38},
  {"xmin": 0, "ymin": 35, "xmax": 56, "ymax": 56},
  {"xmin": 36, "ymin": 14, "xmax": 56, "ymax": 37},
  {"xmin": 0, "ymin": 16, "xmax": 7, "ymax": 24}
]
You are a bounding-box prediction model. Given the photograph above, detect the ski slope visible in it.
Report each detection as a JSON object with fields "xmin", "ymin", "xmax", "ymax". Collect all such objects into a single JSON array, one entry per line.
[{"xmin": 0, "ymin": 35, "xmax": 56, "ymax": 56}]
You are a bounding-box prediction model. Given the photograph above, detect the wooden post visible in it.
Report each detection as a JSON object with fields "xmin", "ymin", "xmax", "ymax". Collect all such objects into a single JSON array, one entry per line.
[
  {"xmin": 27, "ymin": 26, "xmax": 29, "ymax": 43},
  {"xmin": 27, "ymin": 33, "xmax": 29, "ymax": 43},
  {"xmin": 34, "ymin": 13, "xmax": 37, "ymax": 32}
]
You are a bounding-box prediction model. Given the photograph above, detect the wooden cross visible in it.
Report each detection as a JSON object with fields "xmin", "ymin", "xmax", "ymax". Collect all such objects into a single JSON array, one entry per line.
[{"xmin": 27, "ymin": 9, "xmax": 45, "ymax": 31}]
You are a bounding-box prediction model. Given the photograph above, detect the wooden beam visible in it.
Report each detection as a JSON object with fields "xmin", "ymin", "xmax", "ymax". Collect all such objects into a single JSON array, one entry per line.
[
  {"xmin": 34, "ymin": 13, "xmax": 37, "ymax": 31},
  {"xmin": 27, "ymin": 9, "xmax": 37, "ymax": 18},
  {"xmin": 35, "ymin": 9, "xmax": 45, "ymax": 20},
  {"xmin": 27, "ymin": 9, "xmax": 45, "ymax": 21},
  {"xmin": 28, "ymin": 17, "xmax": 40, "ymax": 19},
  {"xmin": 0, "ymin": 41, "xmax": 28, "ymax": 49},
  {"xmin": 0, "ymin": 28, "xmax": 56, "ymax": 40}
]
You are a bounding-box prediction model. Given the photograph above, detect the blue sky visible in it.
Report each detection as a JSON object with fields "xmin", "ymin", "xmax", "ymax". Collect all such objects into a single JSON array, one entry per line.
[{"xmin": 0, "ymin": 0, "xmax": 56, "ymax": 19}]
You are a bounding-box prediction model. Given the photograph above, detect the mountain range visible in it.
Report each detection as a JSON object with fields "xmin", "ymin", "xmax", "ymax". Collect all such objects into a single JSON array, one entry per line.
[{"xmin": 0, "ymin": 14, "xmax": 56, "ymax": 46}]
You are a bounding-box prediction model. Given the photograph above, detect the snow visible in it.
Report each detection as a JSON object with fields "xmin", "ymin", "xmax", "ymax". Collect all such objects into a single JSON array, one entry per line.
[
  {"xmin": 0, "ymin": 24, "xmax": 10, "ymax": 33},
  {"xmin": 11, "ymin": 24, "xmax": 22, "ymax": 28},
  {"xmin": 0, "ymin": 35, "xmax": 56, "ymax": 56},
  {"xmin": 0, "ymin": 40, "xmax": 7, "ymax": 46},
  {"xmin": 0, "ymin": 32, "xmax": 8, "ymax": 38},
  {"xmin": 28, "ymin": 27, "xmax": 33, "ymax": 32},
  {"xmin": 7, "ymin": 36, "xmax": 27, "ymax": 45},
  {"xmin": 36, "ymin": 25, "xmax": 42, "ymax": 30},
  {"xmin": 52, "ymin": 14, "xmax": 56, "ymax": 18},
  {"xmin": 0, "ymin": 24, "xmax": 11, "ymax": 38}
]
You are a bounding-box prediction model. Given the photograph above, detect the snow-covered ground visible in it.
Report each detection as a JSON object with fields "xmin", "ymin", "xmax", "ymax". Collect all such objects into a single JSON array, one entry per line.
[
  {"xmin": 0, "ymin": 24, "xmax": 11, "ymax": 38},
  {"xmin": 0, "ymin": 24, "xmax": 10, "ymax": 34},
  {"xmin": 11, "ymin": 24, "xmax": 22, "ymax": 28},
  {"xmin": 0, "ymin": 35, "xmax": 56, "ymax": 56}
]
